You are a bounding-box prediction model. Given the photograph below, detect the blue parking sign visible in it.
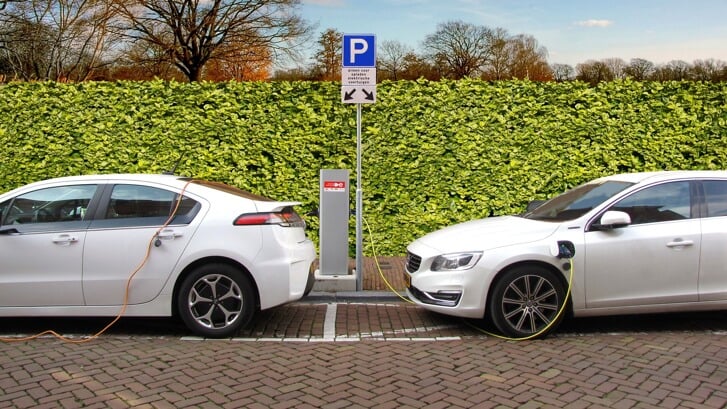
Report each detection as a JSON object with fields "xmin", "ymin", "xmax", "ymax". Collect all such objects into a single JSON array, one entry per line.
[{"xmin": 342, "ymin": 34, "xmax": 376, "ymax": 68}]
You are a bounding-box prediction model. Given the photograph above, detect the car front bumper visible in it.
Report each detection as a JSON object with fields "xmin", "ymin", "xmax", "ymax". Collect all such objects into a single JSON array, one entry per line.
[{"xmin": 404, "ymin": 266, "xmax": 489, "ymax": 319}]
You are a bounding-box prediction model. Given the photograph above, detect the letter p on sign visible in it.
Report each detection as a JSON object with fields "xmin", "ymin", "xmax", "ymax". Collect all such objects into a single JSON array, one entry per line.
[
  {"xmin": 349, "ymin": 39, "xmax": 368, "ymax": 64},
  {"xmin": 342, "ymin": 34, "xmax": 376, "ymax": 68}
]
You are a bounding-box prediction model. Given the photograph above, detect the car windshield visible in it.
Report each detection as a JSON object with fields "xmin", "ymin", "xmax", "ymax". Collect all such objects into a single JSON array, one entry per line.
[{"xmin": 523, "ymin": 180, "xmax": 633, "ymax": 222}]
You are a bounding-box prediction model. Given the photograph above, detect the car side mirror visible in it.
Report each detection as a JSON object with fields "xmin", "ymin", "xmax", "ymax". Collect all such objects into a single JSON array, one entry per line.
[{"xmin": 593, "ymin": 210, "xmax": 631, "ymax": 230}]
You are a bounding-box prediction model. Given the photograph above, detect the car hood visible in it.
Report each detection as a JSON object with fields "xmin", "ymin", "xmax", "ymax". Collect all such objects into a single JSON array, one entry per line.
[{"xmin": 413, "ymin": 215, "xmax": 560, "ymax": 253}]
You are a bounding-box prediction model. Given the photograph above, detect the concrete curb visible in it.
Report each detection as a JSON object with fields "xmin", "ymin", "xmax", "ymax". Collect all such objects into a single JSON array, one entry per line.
[{"xmin": 303, "ymin": 290, "xmax": 409, "ymax": 303}]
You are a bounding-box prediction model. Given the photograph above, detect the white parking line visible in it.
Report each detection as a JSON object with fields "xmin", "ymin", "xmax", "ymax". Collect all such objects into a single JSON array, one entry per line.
[
  {"xmin": 179, "ymin": 302, "xmax": 465, "ymax": 342},
  {"xmin": 182, "ymin": 336, "xmax": 464, "ymax": 342},
  {"xmin": 324, "ymin": 303, "xmax": 337, "ymax": 340}
]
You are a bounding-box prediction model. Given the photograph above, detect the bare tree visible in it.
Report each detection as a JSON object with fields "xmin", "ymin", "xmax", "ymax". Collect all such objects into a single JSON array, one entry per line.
[
  {"xmin": 551, "ymin": 63, "xmax": 575, "ymax": 81},
  {"xmin": 602, "ymin": 57, "xmax": 627, "ymax": 79},
  {"xmin": 691, "ymin": 59, "xmax": 726, "ymax": 81},
  {"xmin": 576, "ymin": 60, "xmax": 615, "ymax": 85},
  {"xmin": 623, "ymin": 58, "xmax": 654, "ymax": 80},
  {"xmin": 378, "ymin": 39, "xmax": 411, "ymax": 80},
  {"xmin": 111, "ymin": 0, "xmax": 310, "ymax": 82},
  {"xmin": 0, "ymin": 18, "xmax": 55, "ymax": 79},
  {"xmin": 206, "ymin": 41, "xmax": 271, "ymax": 80},
  {"xmin": 400, "ymin": 51, "xmax": 439, "ymax": 80},
  {"xmin": 651, "ymin": 60, "xmax": 691, "ymax": 81},
  {"xmin": 0, "ymin": 0, "xmax": 118, "ymax": 81},
  {"xmin": 484, "ymin": 27, "xmax": 510, "ymax": 80},
  {"xmin": 107, "ymin": 37, "xmax": 181, "ymax": 80},
  {"xmin": 422, "ymin": 20, "xmax": 493, "ymax": 79},
  {"xmin": 507, "ymin": 34, "xmax": 551, "ymax": 80},
  {"xmin": 312, "ymin": 27, "xmax": 340, "ymax": 80}
]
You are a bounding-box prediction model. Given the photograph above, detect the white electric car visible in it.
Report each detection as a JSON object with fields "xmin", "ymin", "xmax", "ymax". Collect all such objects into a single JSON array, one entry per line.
[
  {"xmin": 0, "ymin": 174, "xmax": 316, "ymax": 338},
  {"xmin": 405, "ymin": 171, "xmax": 727, "ymax": 338}
]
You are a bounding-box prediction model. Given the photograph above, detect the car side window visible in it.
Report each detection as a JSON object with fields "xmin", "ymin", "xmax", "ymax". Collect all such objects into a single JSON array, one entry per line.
[
  {"xmin": 4, "ymin": 185, "xmax": 97, "ymax": 225},
  {"xmin": 105, "ymin": 185, "xmax": 198, "ymax": 220},
  {"xmin": 610, "ymin": 181, "xmax": 691, "ymax": 225},
  {"xmin": 703, "ymin": 181, "xmax": 727, "ymax": 218}
]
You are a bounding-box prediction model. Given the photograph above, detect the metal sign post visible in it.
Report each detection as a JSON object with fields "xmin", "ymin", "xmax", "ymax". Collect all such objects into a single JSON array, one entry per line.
[
  {"xmin": 342, "ymin": 34, "xmax": 376, "ymax": 291},
  {"xmin": 355, "ymin": 104, "xmax": 363, "ymax": 291}
]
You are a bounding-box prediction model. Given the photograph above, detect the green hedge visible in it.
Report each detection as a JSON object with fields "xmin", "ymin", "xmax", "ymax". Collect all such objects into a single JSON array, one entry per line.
[{"xmin": 1, "ymin": 79, "xmax": 725, "ymax": 255}]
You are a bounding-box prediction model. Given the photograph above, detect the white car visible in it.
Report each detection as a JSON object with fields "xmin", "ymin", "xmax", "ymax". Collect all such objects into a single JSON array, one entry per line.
[
  {"xmin": 0, "ymin": 174, "xmax": 316, "ymax": 338},
  {"xmin": 405, "ymin": 170, "xmax": 727, "ymax": 338}
]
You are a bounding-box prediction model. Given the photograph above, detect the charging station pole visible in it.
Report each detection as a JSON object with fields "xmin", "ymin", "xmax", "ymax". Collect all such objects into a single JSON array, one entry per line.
[
  {"xmin": 355, "ymin": 103, "xmax": 363, "ymax": 291},
  {"xmin": 342, "ymin": 33, "xmax": 376, "ymax": 291}
]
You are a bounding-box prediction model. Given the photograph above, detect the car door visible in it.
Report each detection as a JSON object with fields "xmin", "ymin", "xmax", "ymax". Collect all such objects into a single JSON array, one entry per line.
[
  {"xmin": 0, "ymin": 184, "xmax": 98, "ymax": 307},
  {"xmin": 583, "ymin": 181, "xmax": 700, "ymax": 308},
  {"xmin": 697, "ymin": 180, "xmax": 727, "ymax": 301},
  {"xmin": 83, "ymin": 183, "xmax": 201, "ymax": 306}
]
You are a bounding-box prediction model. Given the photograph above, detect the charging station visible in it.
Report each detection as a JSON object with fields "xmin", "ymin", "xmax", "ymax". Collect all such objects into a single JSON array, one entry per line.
[
  {"xmin": 313, "ymin": 169, "xmax": 356, "ymax": 291},
  {"xmin": 313, "ymin": 34, "xmax": 377, "ymax": 293}
]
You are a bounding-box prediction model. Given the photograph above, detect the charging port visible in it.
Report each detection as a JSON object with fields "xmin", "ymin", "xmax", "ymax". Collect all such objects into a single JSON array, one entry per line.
[{"xmin": 557, "ymin": 241, "xmax": 575, "ymax": 259}]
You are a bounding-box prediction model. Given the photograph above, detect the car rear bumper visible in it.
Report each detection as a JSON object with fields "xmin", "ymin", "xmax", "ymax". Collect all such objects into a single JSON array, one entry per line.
[{"xmin": 254, "ymin": 238, "xmax": 317, "ymax": 310}]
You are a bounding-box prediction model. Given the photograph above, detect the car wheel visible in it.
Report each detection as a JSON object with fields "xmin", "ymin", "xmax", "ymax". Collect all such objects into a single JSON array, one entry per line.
[
  {"xmin": 177, "ymin": 263, "xmax": 256, "ymax": 338},
  {"xmin": 489, "ymin": 265, "xmax": 566, "ymax": 339}
]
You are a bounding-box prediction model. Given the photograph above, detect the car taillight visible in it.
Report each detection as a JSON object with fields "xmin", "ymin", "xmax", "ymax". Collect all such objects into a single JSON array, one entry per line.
[{"xmin": 233, "ymin": 208, "xmax": 305, "ymax": 228}]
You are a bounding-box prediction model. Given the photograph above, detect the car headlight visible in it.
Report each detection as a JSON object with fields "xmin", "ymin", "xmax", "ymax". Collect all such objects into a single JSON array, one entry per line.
[{"xmin": 431, "ymin": 252, "xmax": 482, "ymax": 271}]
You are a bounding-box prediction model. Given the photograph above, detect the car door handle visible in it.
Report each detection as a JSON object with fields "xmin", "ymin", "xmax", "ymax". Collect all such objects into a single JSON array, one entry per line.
[
  {"xmin": 52, "ymin": 234, "xmax": 78, "ymax": 246},
  {"xmin": 157, "ymin": 229, "xmax": 182, "ymax": 240},
  {"xmin": 666, "ymin": 239, "xmax": 694, "ymax": 248}
]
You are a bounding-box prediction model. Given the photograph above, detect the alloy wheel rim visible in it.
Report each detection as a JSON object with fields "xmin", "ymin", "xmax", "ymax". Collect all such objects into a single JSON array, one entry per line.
[
  {"xmin": 188, "ymin": 274, "xmax": 243, "ymax": 330},
  {"xmin": 501, "ymin": 274, "xmax": 559, "ymax": 334}
]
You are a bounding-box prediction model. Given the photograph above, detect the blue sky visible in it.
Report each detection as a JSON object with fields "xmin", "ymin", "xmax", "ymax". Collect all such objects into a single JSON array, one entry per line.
[{"xmin": 299, "ymin": 0, "xmax": 727, "ymax": 66}]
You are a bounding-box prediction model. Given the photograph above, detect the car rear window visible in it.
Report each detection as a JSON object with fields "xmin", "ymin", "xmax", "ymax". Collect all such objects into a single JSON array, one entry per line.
[
  {"xmin": 192, "ymin": 180, "xmax": 273, "ymax": 202},
  {"xmin": 106, "ymin": 184, "xmax": 198, "ymax": 219}
]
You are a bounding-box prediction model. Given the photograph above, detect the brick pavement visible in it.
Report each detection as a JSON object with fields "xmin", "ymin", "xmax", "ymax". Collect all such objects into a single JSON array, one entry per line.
[
  {"xmin": 312, "ymin": 256, "xmax": 408, "ymax": 292},
  {"xmin": 3, "ymin": 257, "xmax": 727, "ymax": 408},
  {"xmin": 359, "ymin": 256, "xmax": 408, "ymax": 292},
  {"xmin": 2, "ymin": 329, "xmax": 727, "ymax": 408},
  {"xmin": 241, "ymin": 302, "xmax": 470, "ymax": 340}
]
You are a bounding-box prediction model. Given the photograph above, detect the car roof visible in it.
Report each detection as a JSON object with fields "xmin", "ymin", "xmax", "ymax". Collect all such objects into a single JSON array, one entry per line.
[
  {"xmin": 1, "ymin": 174, "xmax": 293, "ymax": 205},
  {"xmin": 28, "ymin": 174, "xmax": 188, "ymax": 186},
  {"xmin": 39, "ymin": 173, "xmax": 188, "ymax": 183},
  {"xmin": 597, "ymin": 170, "xmax": 727, "ymax": 185},
  {"xmin": 1, "ymin": 174, "xmax": 190, "ymax": 196}
]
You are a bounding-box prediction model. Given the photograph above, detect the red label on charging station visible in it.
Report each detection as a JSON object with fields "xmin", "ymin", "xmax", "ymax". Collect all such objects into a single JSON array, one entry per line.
[{"xmin": 323, "ymin": 181, "xmax": 346, "ymax": 192}]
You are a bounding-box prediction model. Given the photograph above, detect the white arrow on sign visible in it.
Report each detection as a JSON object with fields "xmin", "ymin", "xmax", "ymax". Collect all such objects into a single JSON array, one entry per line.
[{"xmin": 341, "ymin": 86, "xmax": 376, "ymax": 104}]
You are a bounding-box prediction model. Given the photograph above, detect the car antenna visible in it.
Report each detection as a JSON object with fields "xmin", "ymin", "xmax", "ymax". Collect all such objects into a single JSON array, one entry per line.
[{"xmin": 163, "ymin": 153, "xmax": 185, "ymax": 175}]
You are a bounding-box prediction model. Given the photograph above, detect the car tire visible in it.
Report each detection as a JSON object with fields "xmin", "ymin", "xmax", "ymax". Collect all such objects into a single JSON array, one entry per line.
[
  {"xmin": 177, "ymin": 263, "xmax": 256, "ymax": 338},
  {"xmin": 488, "ymin": 264, "xmax": 566, "ymax": 339},
  {"xmin": 303, "ymin": 266, "xmax": 315, "ymax": 297}
]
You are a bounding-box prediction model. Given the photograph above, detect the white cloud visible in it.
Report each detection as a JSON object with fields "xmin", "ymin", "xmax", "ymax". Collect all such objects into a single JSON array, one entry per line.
[{"xmin": 576, "ymin": 19, "xmax": 614, "ymax": 28}]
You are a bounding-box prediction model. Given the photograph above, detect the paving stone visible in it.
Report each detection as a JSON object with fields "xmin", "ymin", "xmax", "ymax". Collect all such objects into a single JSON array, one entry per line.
[{"xmin": 3, "ymin": 258, "xmax": 727, "ymax": 407}]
